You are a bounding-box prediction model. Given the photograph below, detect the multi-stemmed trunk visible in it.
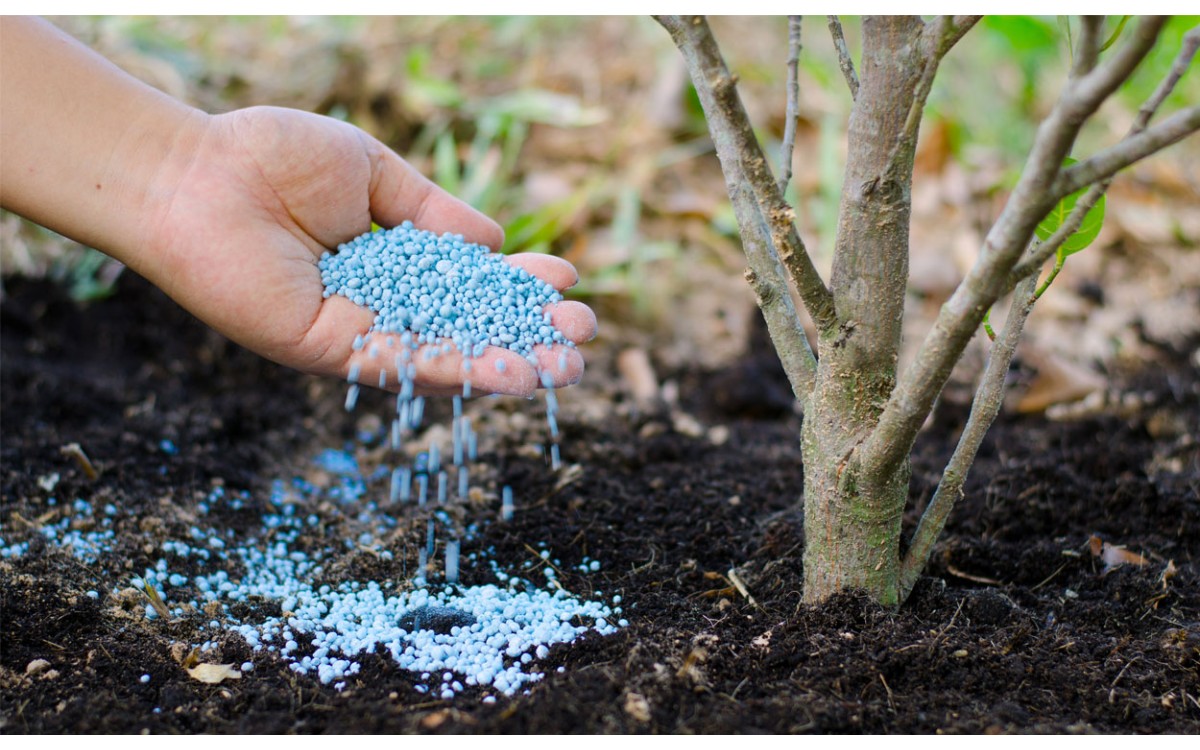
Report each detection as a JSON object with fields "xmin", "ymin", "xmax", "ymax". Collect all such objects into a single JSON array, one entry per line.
[
  {"xmin": 798, "ymin": 17, "xmax": 924, "ymax": 606},
  {"xmin": 657, "ymin": 14, "xmax": 1200, "ymax": 607}
]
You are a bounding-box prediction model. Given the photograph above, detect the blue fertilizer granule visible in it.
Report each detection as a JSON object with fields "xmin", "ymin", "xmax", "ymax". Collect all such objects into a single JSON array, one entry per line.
[
  {"xmin": 320, "ymin": 222, "xmax": 572, "ymax": 359},
  {"xmin": 0, "ymin": 448, "xmax": 622, "ymax": 703}
]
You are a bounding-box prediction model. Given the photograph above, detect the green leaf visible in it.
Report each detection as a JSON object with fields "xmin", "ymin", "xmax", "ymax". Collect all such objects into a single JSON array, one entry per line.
[
  {"xmin": 1035, "ymin": 157, "xmax": 1106, "ymax": 258},
  {"xmin": 1056, "ymin": 16, "xmax": 1074, "ymax": 57},
  {"xmin": 1099, "ymin": 16, "xmax": 1131, "ymax": 53}
]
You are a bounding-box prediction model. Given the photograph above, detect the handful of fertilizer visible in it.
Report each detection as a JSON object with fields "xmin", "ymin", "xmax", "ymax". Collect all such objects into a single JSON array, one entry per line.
[{"xmin": 319, "ymin": 221, "xmax": 572, "ymax": 361}]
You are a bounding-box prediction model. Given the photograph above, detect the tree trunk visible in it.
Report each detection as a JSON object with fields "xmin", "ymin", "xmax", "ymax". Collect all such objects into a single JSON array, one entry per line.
[
  {"xmin": 660, "ymin": 15, "xmax": 1198, "ymax": 607},
  {"xmin": 801, "ymin": 16, "xmax": 925, "ymax": 605}
]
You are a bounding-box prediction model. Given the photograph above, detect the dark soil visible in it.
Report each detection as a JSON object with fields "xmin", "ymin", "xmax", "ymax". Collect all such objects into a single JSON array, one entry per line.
[{"xmin": 2, "ymin": 274, "xmax": 1198, "ymax": 734}]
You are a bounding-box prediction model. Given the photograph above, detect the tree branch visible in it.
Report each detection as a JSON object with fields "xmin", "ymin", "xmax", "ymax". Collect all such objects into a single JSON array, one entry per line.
[
  {"xmin": 860, "ymin": 16, "xmax": 1167, "ymax": 485},
  {"xmin": 827, "ymin": 16, "xmax": 859, "ymax": 100},
  {"xmin": 946, "ymin": 15, "xmax": 984, "ymax": 50},
  {"xmin": 1063, "ymin": 16, "xmax": 1168, "ymax": 116},
  {"xmin": 899, "ymin": 273, "xmax": 1039, "ymax": 598},
  {"xmin": 1132, "ymin": 26, "xmax": 1200, "ymax": 129},
  {"xmin": 656, "ymin": 15, "xmax": 838, "ymax": 335},
  {"xmin": 778, "ymin": 15, "xmax": 803, "ymax": 196},
  {"xmin": 1053, "ymin": 105, "xmax": 1200, "ymax": 197},
  {"xmin": 1012, "ymin": 25, "xmax": 1199, "ymax": 283},
  {"xmin": 1008, "ymin": 183, "xmax": 1108, "ymax": 285},
  {"xmin": 732, "ymin": 180, "xmax": 819, "ymax": 400},
  {"xmin": 1070, "ymin": 16, "xmax": 1106, "ymax": 79},
  {"xmin": 882, "ymin": 15, "xmax": 979, "ymax": 181}
]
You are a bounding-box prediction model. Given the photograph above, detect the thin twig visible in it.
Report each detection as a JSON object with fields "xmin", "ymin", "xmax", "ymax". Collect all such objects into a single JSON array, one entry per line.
[
  {"xmin": 1133, "ymin": 26, "xmax": 1200, "ymax": 130},
  {"xmin": 860, "ymin": 17, "xmax": 1167, "ymax": 486},
  {"xmin": 826, "ymin": 16, "xmax": 859, "ymax": 100},
  {"xmin": 879, "ymin": 673, "xmax": 896, "ymax": 713},
  {"xmin": 1053, "ymin": 105, "xmax": 1200, "ymax": 197},
  {"xmin": 655, "ymin": 15, "xmax": 837, "ymax": 338},
  {"xmin": 882, "ymin": 16, "xmax": 979, "ymax": 181},
  {"xmin": 899, "ymin": 20, "xmax": 1199, "ymax": 593},
  {"xmin": 1070, "ymin": 16, "xmax": 1106, "ymax": 79},
  {"xmin": 1013, "ymin": 26, "xmax": 1200, "ymax": 283},
  {"xmin": 1108, "ymin": 657, "xmax": 1141, "ymax": 704},
  {"xmin": 778, "ymin": 15, "xmax": 803, "ymax": 195},
  {"xmin": 899, "ymin": 274, "xmax": 1038, "ymax": 598}
]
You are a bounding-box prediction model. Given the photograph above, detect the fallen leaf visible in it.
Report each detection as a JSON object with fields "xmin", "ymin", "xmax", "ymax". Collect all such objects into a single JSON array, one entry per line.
[
  {"xmin": 420, "ymin": 709, "xmax": 450, "ymax": 730},
  {"xmin": 1015, "ymin": 346, "xmax": 1105, "ymax": 414},
  {"xmin": 1161, "ymin": 560, "xmax": 1179, "ymax": 590},
  {"xmin": 186, "ymin": 663, "xmax": 241, "ymax": 684},
  {"xmin": 624, "ymin": 692, "xmax": 652, "ymax": 723},
  {"xmin": 1088, "ymin": 534, "xmax": 1149, "ymax": 571},
  {"xmin": 25, "ymin": 659, "xmax": 51, "ymax": 677}
]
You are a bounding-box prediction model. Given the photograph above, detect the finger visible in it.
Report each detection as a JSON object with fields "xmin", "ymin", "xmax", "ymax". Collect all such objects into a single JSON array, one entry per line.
[
  {"xmin": 542, "ymin": 301, "xmax": 598, "ymax": 344},
  {"xmin": 309, "ymin": 297, "xmax": 593, "ymax": 393},
  {"xmin": 365, "ymin": 138, "xmax": 504, "ymax": 250},
  {"xmin": 296, "ymin": 294, "xmax": 377, "ymax": 378},
  {"xmin": 530, "ymin": 345, "xmax": 586, "ymax": 388},
  {"xmin": 503, "ymin": 253, "xmax": 579, "ymax": 291}
]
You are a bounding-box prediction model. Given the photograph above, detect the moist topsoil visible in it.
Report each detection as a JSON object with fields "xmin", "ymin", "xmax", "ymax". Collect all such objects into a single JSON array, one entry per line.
[{"xmin": 2, "ymin": 274, "xmax": 1198, "ymax": 734}]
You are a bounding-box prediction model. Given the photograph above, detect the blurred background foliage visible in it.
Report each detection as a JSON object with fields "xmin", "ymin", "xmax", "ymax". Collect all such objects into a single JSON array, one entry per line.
[{"xmin": 3, "ymin": 16, "xmax": 1197, "ymax": 370}]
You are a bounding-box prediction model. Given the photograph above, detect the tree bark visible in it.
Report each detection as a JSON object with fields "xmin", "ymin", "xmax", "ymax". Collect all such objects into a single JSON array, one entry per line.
[{"xmin": 801, "ymin": 16, "xmax": 926, "ymax": 605}]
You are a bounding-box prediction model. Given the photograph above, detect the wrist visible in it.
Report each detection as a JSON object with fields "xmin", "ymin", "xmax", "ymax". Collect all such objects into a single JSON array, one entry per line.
[{"xmin": 121, "ymin": 106, "xmax": 213, "ymax": 278}]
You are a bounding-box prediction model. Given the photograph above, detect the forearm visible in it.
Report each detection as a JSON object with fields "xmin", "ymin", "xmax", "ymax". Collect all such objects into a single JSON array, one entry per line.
[{"xmin": 0, "ymin": 17, "xmax": 209, "ymax": 267}]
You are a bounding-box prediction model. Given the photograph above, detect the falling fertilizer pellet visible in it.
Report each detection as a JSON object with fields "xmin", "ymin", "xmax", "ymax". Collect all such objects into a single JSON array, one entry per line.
[
  {"xmin": 501, "ymin": 486, "xmax": 515, "ymax": 522},
  {"xmin": 319, "ymin": 221, "xmax": 578, "ymax": 555}
]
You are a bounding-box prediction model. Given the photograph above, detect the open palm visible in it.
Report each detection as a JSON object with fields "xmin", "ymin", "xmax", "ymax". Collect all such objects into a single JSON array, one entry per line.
[{"xmin": 144, "ymin": 106, "xmax": 593, "ymax": 396}]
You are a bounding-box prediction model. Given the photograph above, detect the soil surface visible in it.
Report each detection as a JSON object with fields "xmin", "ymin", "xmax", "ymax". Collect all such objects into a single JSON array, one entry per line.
[{"xmin": 2, "ymin": 274, "xmax": 1198, "ymax": 734}]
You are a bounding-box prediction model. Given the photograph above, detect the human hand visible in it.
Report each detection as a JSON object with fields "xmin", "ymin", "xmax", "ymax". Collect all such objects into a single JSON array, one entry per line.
[{"xmin": 143, "ymin": 106, "xmax": 596, "ymax": 397}]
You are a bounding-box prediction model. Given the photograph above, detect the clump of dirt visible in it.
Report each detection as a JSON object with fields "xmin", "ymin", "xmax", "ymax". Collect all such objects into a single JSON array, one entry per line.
[{"xmin": 2, "ymin": 275, "xmax": 1198, "ymax": 733}]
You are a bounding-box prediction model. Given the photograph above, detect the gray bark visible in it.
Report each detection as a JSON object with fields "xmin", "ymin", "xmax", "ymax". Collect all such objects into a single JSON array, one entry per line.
[{"xmin": 801, "ymin": 16, "xmax": 926, "ymax": 605}]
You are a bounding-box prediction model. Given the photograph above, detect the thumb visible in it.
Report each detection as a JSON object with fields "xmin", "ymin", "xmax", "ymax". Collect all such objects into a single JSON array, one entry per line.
[{"xmin": 362, "ymin": 134, "xmax": 505, "ymax": 251}]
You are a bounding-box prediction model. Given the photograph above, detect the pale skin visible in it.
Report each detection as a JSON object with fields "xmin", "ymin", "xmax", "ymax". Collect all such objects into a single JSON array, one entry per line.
[{"xmin": 0, "ymin": 17, "xmax": 596, "ymax": 397}]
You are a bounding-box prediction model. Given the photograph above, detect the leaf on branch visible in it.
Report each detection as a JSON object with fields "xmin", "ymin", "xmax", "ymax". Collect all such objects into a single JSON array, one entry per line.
[
  {"xmin": 1099, "ymin": 16, "xmax": 1132, "ymax": 53},
  {"xmin": 1057, "ymin": 16, "xmax": 1074, "ymax": 57},
  {"xmin": 1036, "ymin": 158, "xmax": 1107, "ymax": 259}
]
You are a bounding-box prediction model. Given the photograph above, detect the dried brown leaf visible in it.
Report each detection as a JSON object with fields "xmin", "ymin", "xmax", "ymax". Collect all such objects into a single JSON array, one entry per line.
[
  {"xmin": 1088, "ymin": 534, "xmax": 1150, "ymax": 571},
  {"xmin": 1161, "ymin": 560, "xmax": 1179, "ymax": 589},
  {"xmin": 186, "ymin": 663, "xmax": 242, "ymax": 684},
  {"xmin": 1015, "ymin": 346, "xmax": 1105, "ymax": 414}
]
